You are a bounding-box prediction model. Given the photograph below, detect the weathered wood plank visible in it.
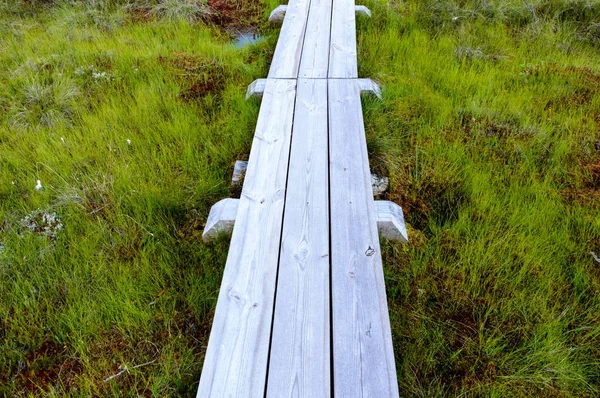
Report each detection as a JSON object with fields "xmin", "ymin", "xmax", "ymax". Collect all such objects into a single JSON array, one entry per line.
[
  {"xmin": 328, "ymin": 0, "xmax": 358, "ymax": 77},
  {"xmin": 298, "ymin": 0, "xmax": 333, "ymax": 78},
  {"xmin": 268, "ymin": 0, "xmax": 311, "ymax": 78},
  {"xmin": 328, "ymin": 79, "xmax": 399, "ymax": 397},
  {"xmin": 266, "ymin": 79, "xmax": 330, "ymax": 397},
  {"xmin": 196, "ymin": 78, "xmax": 297, "ymax": 398}
]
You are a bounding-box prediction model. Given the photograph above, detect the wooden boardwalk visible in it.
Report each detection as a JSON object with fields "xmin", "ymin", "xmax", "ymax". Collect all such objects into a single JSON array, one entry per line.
[{"xmin": 197, "ymin": 0, "xmax": 407, "ymax": 396}]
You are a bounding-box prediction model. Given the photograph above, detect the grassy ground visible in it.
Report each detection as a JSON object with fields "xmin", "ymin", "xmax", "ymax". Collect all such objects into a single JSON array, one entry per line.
[{"xmin": 1, "ymin": 0, "xmax": 599, "ymax": 396}]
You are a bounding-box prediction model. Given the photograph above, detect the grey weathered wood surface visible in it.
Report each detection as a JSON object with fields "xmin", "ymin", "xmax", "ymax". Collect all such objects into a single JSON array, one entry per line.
[
  {"xmin": 246, "ymin": 79, "xmax": 267, "ymax": 99},
  {"xmin": 268, "ymin": 0, "xmax": 310, "ymax": 78},
  {"xmin": 375, "ymin": 200, "xmax": 408, "ymax": 242},
  {"xmin": 202, "ymin": 198, "xmax": 239, "ymax": 242},
  {"xmin": 269, "ymin": 4, "xmax": 371, "ymax": 25},
  {"xmin": 269, "ymin": 4, "xmax": 288, "ymax": 24},
  {"xmin": 196, "ymin": 79, "xmax": 297, "ymax": 397},
  {"xmin": 202, "ymin": 198, "xmax": 408, "ymax": 244},
  {"xmin": 357, "ymin": 78, "xmax": 382, "ymax": 99},
  {"xmin": 198, "ymin": 0, "xmax": 406, "ymax": 395},
  {"xmin": 329, "ymin": 0, "xmax": 358, "ymax": 77},
  {"xmin": 298, "ymin": 0, "xmax": 332, "ymax": 78},
  {"xmin": 266, "ymin": 78, "xmax": 331, "ymax": 397},
  {"xmin": 328, "ymin": 79, "xmax": 399, "ymax": 397},
  {"xmin": 354, "ymin": 5, "xmax": 371, "ymax": 17}
]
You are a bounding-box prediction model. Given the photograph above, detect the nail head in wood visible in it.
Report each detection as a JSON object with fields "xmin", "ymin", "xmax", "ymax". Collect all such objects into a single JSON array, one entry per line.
[
  {"xmin": 202, "ymin": 198, "xmax": 239, "ymax": 242},
  {"xmin": 375, "ymin": 200, "xmax": 408, "ymax": 243}
]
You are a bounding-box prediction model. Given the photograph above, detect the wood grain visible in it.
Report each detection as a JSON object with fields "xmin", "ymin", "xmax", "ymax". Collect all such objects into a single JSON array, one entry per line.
[
  {"xmin": 268, "ymin": 0, "xmax": 311, "ymax": 78},
  {"xmin": 196, "ymin": 78, "xmax": 297, "ymax": 398},
  {"xmin": 266, "ymin": 79, "xmax": 330, "ymax": 397},
  {"xmin": 328, "ymin": 0, "xmax": 358, "ymax": 77},
  {"xmin": 328, "ymin": 79, "xmax": 399, "ymax": 397},
  {"xmin": 202, "ymin": 198, "xmax": 239, "ymax": 242},
  {"xmin": 298, "ymin": 0, "xmax": 333, "ymax": 78},
  {"xmin": 375, "ymin": 200, "xmax": 408, "ymax": 243}
]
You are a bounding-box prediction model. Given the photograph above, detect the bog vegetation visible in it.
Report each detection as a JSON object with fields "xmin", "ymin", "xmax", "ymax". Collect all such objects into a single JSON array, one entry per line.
[{"xmin": 1, "ymin": 0, "xmax": 599, "ymax": 396}]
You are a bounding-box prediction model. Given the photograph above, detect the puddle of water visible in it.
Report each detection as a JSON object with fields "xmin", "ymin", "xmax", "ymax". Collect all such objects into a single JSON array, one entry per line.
[{"xmin": 232, "ymin": 30, "xmax": 265, "ymax": 48}]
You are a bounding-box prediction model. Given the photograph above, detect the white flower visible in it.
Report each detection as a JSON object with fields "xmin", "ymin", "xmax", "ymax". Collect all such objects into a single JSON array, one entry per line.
[
  {"xmin": 452, "ymin": 16, "xmax": 459, "ymax": 21},
  {"xmin": 126, "ymin": 139, "xmax": 131, "ymax": 145},
  {"xmin": 60, "ymin": 137, "xmax": 65, "ymax": 144},
  {"xmin": 35, "ymin": 180, "xmax": 43, "ymax": 190},
  {"xmin": 92, "ymin": 71, "xmax": 108, "ymax": 80}
]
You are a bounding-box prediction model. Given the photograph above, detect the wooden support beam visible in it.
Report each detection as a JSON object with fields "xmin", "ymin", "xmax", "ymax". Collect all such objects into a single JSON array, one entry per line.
[
  {"xmin": 268, "ymin": 5, "xmax": 288, "ymax": 25},
  {"xmin": 355, "ymin": 5, "xmax": 372, "ymax": 17},
  {"xmin": 203, "ymin": 198, "xmax": 407, "ymax": 243},
  {"xmin": 357, "ymin": 78, "xmax": 382, "ymax": 99},
  {"xmin": 248, "ymin": 79, "xmax": 381, "ymax": 100},
  {"xmin": 202, "ymin": 198, "xmax": 239, "ymax": 243},
  {"xmin": 375, "ymin": 200, "xmax": 408, "ymax": 242},
  {"xmin": 246, "ymin": 79, "xmax": 267, "ymax": 100},
  {"xmin": 268, "ymin": 5, "xmax": 371, "ymax": 26}
]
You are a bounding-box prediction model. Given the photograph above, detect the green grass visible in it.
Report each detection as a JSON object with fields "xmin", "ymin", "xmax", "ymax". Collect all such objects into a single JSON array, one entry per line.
[{"xmin": 1, "ymin": 0, "xmax": 600, "ymax": 396}]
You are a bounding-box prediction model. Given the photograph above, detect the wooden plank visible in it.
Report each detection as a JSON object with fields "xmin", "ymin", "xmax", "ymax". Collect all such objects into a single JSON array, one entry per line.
[
  {"xmin": 328, "ymin": 0, "xmax": 358, "ymax": 77},
  {"xmin": 328, "ymin": 79, "xmax": 399, "ymax": 397},
  {"xmin": 196, "ymin": 78, "xmax": 297, "ymax": 398},
  {"xmin": 298, "ymin": 0, "xmax": 333, "ymax": 78},
  {"xmin": 266, "ymin": 79, "xmax": 330, "ymax": 397},
  {"xmin": 268, "ymin": 0, "xmax": 311, "ymax": 78}
]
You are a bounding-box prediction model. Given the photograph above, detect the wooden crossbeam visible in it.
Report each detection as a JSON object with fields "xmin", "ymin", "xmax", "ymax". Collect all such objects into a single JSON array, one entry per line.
[{"xmin": 203, "ymin": 198, "xmax": 407, "ymax": 243}]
